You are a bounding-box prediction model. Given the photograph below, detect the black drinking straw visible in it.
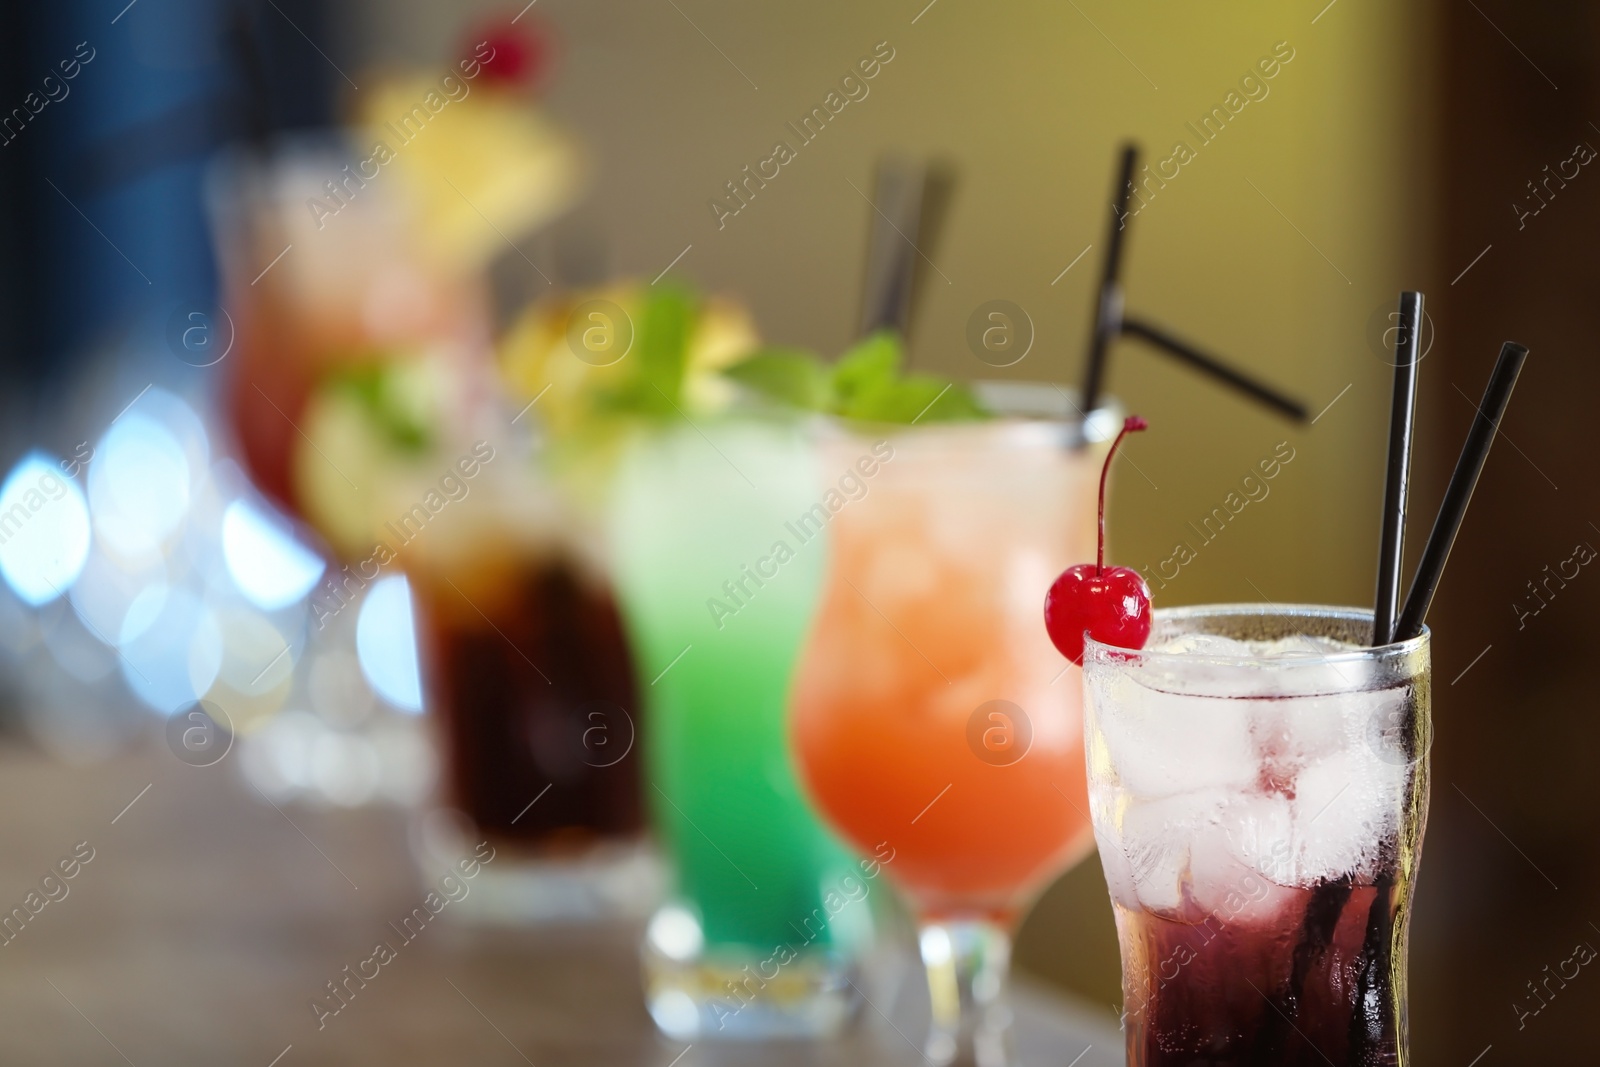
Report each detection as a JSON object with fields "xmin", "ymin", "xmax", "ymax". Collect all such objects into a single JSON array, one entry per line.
[
  {"xmin": 1122, "ymin": 316, "xmax": 1309, "ymax": 422},
  {"xmin": 1339, "ymin": 294, "xmax": 1422, "ymax": 1038},
  {"xmin": 1372, "ymin": 292, "xmax": 1424, "ymax": 645},
  {"xmin": 1079, "ymin": 144, "xmax": 1139, "ymax": 415},
  {"xmin": 858, "ymin": 158, "xmax": 956, "ymax": 342},
  {"xmin": 1393, "ymin": 341, "xmax": 1529, "ymax": 641},
  {"xmin": 1077, "ymin": 142, "xmax": 1309, "ymax": 424}
]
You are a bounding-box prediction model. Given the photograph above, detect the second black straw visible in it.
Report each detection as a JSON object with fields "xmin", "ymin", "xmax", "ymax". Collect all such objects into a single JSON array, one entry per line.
[{"xmin": 1373, "ymin": 291, "xmax": 1424, "ymax": 646}]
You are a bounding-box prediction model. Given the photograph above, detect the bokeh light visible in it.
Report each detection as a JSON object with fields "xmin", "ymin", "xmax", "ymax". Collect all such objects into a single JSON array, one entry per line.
[
  {"xmin": 89, "ymin": 413, "xmax": 193, "ymax": 559},
  {"xmin": 118, "ymin": 585, "xmax": 223, "ymax": 715},
  {"xmin": 356, "ymin": 575, "xmax": 424, "ymax": 713},
  {"xmin": 69, "ymin": 542, "xmax": 168, "ymax": 647},
  {"xmin": 0, "ymin": 452, "xmax": 92, "ymax": 606},
  {"xmin": 222, "ymin": 498, "xmax": 326, "ymax": 611}
]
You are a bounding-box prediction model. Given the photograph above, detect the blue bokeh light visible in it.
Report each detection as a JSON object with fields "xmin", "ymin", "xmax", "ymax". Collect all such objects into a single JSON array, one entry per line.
[{"xmin": 0, "ymin": 453, "xmax": 92, "ymax": 606}]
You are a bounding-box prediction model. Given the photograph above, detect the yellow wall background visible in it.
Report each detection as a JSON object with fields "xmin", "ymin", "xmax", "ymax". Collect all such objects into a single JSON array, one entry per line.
[{"xmin": 356, "ymin": 0, "xmax": 1432, "ymax": 1008}]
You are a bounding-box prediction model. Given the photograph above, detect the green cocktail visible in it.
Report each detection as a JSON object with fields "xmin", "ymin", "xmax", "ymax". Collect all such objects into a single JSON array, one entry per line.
[{"xmin": 610, "ymin": 417, "xmax": 868, "ymax": 1040}]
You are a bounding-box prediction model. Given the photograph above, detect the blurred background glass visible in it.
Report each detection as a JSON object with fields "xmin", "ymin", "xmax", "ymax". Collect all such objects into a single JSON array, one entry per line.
[{"xmin": 0, "ymin": 0, "xmax": 1592, "ymax": 1062}]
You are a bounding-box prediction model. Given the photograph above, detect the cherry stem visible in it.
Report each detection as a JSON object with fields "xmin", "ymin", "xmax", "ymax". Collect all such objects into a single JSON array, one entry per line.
[{"xmin": 1097, "ymin": 415, "xmax": 1148, "ymax": 574}]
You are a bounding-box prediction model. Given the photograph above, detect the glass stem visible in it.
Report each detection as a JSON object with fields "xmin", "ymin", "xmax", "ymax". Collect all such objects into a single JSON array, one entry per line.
[{"xmin": 918, "ymin": 918, "xmax": 1014, "ymax": 1067}]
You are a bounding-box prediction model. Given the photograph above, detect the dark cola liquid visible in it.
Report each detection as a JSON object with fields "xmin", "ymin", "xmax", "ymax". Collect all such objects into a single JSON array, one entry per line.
[
  {"xmin": 417, "ymin": 558, "xmax": 642, "ymax": 849},
  {"xmin": 1116, "ymin": 876, "xmax": 1408, "ymax": 1066}
]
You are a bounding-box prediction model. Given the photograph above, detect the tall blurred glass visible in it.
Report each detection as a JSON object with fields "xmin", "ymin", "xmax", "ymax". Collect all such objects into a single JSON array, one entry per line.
[
  {"xmin": 1083, "ymin": 605, "xmax": 1430, "ymax": 1065},
  {"xmin": 791, "ymin": 389, "xmax": 1115, "ymax": 1067},
  {"xmin": 611, "ymin": 417, "xmax": 869, "ymax": 1040},
  {"xmin": 206, "ymin": 138, "xmax": 489, "ymax": 516},
  {"xmin": 404, "ymin": 457, "xmax": 660, "ymax": 923}
]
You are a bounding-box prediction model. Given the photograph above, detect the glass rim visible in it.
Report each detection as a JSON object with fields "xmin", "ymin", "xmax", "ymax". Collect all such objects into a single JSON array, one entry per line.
[{"xmin": 1084, "ymin": 602, "xmax": 1431, "ymax": 668}]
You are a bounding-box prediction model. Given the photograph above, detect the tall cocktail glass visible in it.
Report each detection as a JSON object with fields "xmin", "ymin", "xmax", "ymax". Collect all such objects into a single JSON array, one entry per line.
[
  {"xmin": 405, "ymin": 462, "xmax": 657, "ymax": 924},
  {"xmin": 611, "ymin": 416, "xmax": 869, "ymax": 1040},
  {"xmin": 791, "ymin": 392, "xmax": 1115, "ymax": 1066},
  {"xmin": 1083, "ymin": 605, "xmax": 1430, "ymax": 1065}
]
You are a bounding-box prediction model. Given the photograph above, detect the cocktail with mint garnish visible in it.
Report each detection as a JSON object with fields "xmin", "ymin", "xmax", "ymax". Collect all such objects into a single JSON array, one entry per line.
[
  {"xmin": 613, "ymin": 325, "xmax": 991, "ymax": 1040},
  {"xmin": 741, "ymin": 337, "xmax": 1119, "ymax": 1067}
]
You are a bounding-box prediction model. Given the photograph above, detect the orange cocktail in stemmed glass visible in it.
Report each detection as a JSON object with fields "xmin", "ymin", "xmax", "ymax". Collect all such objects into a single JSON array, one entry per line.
[{"xmin": 792, "ymin": 386, "xmax": 1116, "ymax": 1067}]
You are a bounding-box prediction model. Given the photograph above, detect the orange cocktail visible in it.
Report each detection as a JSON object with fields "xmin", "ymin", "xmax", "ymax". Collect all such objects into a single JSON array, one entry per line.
[{"xmin": 792, "ymin": 393, "xmax": 1111, "ymax": 1066}]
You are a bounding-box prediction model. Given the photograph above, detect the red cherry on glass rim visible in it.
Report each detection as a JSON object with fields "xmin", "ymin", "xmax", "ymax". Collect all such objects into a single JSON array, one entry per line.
[
  {"xmin": 465, "ymin": 17, "xmax": 551, "ymax": 89},
  {"xmin": 1044, "ymin": 415, "xmax": 1152, "ymax": 665},
  {"xmin": 1045, "ymin": 564, "xmax": 1151, "ymax": 666}
]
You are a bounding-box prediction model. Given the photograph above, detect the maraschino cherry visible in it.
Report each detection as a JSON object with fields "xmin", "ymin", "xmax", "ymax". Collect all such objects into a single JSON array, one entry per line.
[
  {"xmin": 1044, "ymin": 415, "xmax": 1152, "ymax": 665},
  {"xmin": 466, "ymin": 16, "xmax": 551, "ymax": 89}
]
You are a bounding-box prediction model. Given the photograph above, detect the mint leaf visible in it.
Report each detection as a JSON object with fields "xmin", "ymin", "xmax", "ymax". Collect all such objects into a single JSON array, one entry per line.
[
  {"xmin": 592, "ymin": 285, "xmax": 695, "ymax": 417},
  {"xmin": 831, "ymin": 330, "xmax": 902, "ymax": 403},
  {"xmin": 717, "ymin": 326, "xmax": 990, "ymax": 424},
  {"xmin": 903, "ymin": 374, "xmax": 988, "ymax": 420},
  {"xmin": 841, "ymin": 373, "xmax": 988, "ymax": 424},
  {"xmin": 636, "ymin": 285, "xmax": 693, "ymax": 402},
  {"xmin": 723, "ymin": 348, "xmax": 834, "ymax": 410}
]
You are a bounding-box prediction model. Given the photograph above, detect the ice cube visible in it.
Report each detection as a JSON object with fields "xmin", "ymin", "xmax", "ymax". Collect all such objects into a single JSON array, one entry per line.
[
  {"xmin": 1251, "ymin": 694, "xmax": 1354, "ymax": 782},
  {"xmin": 1118, "ymin": 790, "xmax": 1228, "ymax": 915},
  {"xmin": 1146, "ymin": 633, "xmax": 1262, "ymax": 657},
  {"xmin": 1185, "ymin": 814, "xmax": 1248, "ymax": 916},
  {"xmin": 1187, "ymin": 794, "xmax": 1300, "ymax": 925},
  {"xmin": 1292, "ymin": 744, "xmax": 1410, "ymax": 881},
  {"xmin": 1144, "ymin": 632, "xmax": 1377, "ymax": 699},
  {"xmin": 1278, "ymin": 652, "xmax": 1379, "ymax": 699},
  {"xmin": 1090, "ymin": 678, "xmax": 1258, "ymax": 797},
  {"xmin": 1253, "ymin": 635, "xmax": 1364, "ymax": 660},
  {"xmin": 1108, "ymin": 786, "xmax": 1307, "ymax": 925},
  {"xmin": 1223, "ymin": 793, "xmax": 1296, "ymax": 883}
]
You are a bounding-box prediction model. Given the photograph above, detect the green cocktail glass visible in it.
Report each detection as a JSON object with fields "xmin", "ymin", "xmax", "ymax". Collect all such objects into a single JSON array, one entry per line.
[{"xmin": 610, "ymin": 416, "xmax": 870, "ymax": 1040}]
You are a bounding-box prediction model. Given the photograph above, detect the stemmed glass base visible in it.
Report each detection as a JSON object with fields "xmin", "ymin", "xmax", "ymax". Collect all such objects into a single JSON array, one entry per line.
[{"xmin": 918, "ymin": 919, "xmax": 1015, "ymax": 1067}]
